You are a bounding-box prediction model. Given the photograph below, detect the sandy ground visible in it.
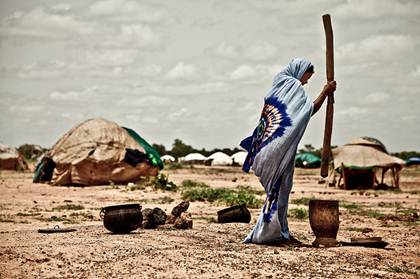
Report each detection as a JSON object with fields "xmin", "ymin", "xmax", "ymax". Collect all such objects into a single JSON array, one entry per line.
[{"xmin": 0, "ymin": 166, "xmax": 419, "ymax": 278}]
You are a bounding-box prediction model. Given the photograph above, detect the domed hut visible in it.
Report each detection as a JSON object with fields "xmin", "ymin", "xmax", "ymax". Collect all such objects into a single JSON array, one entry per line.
[
  {"xmin": 206, "ymin": 152, "xmax": 233, "ymax": 166},
  {"xmin": 332, "ymin": 137, "xmax": 405, "ymax": 189},
  {"xmin": 0, "ymin": 143, "xmax": 28, "ymax": 171},
  {"xmin": 33, "ymin": 118, "xmax": 163, "ymax": 185},
  {"xmin": 231, "ymin": 151, "xmax": 247, "ymax": 166}
]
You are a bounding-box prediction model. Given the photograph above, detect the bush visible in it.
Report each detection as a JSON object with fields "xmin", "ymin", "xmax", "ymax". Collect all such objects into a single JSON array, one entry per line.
[
  {"xmin": 289, "ymin": 208, "xmax": 309, "ymax": 219},
  {"xmin": 180, "ymin": 180, "xmax": 263, "ymax": 208}
]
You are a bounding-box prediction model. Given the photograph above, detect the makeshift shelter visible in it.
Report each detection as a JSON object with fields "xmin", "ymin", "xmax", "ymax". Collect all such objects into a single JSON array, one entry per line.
[
  {"xmin": 332, "ymin": 137, "xmax": 405, "ymax": 190},
  {"xmin": 231, "ymin": 151, "xmax": 247, "ymax": 166},
  {"xmin": 33, "ymin": 118, "xmax": 163, "ymax": 186},
  {"xmin": 161, "ymin": 155, "xmax": 175, "ymax": 163},
  {"xmin": 182, "ymin": 153, "xmax": 206, "ymax": 164},
  {"xmin": 295, "ymin": 153, "xmax": 321, "ymax": 168},
  {"xmin": 206, "ymin": 152, "xmax": 233, "ymax": 166},
  {"xmin": 0, "ymin": 143, "xmax": 28, "ymax": 170}
]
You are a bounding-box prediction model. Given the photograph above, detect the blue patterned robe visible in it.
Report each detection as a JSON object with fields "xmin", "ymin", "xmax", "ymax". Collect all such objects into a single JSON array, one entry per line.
[{"xmin": 241, "ymin": 58, "xmax": 314, "ymax": 244}]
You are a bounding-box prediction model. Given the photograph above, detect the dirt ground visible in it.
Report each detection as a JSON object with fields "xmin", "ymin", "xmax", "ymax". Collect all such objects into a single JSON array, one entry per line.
[{"xmin": 0, "ymin": 165, "xmax": 419, "ymax": 278}]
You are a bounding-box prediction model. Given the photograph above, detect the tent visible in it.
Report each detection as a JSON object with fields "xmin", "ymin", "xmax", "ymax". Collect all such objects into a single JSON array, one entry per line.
[
  {"xmin": 206, "ymin": 152, "xmax": 233, "ymax": 166},
  {"xmin": 230, "ymin": 151, "xmax": 247, "ymax": 166},
  {"xmin": 0, "ymin": 143, "xmax": 28, "ymax": 170},
  {"xmin": 183, "ymin": 153, "xmax": 206, "ymax": 164},
  {"xmin": 332, "ymin": 137, "xmax": 405, "ymax": 189},
  {"xmin": 161, "ymin": 155, "xmax": 175, "ymax": 163},
  {"xmin": 33, "ymin": 118, "xmax": 163, "ymax": 185},
  {"xmin": 295, "ymin": 153, "xmax": 321, "ymax": 168}
]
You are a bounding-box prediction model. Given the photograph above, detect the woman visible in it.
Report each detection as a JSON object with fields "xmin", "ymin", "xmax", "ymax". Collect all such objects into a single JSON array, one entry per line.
[{"xmin": 241, "ymin": 58, "xmax": 336, "ymax": 244}]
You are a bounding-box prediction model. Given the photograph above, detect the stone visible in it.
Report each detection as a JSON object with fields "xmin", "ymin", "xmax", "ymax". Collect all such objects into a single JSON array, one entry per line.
[
  {"xmin": 174, "ymin": 212, "xmax": 193, "ymax": 229},
  {"xmin": 171, "ymin": 201, "xmax": 190, "ymax": 217}
]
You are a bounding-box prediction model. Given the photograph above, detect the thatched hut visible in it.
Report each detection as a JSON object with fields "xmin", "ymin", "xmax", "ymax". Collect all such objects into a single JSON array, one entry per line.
[{"xmin": 332, "ymin": 137, "xmax": 405, "ymax": 189}]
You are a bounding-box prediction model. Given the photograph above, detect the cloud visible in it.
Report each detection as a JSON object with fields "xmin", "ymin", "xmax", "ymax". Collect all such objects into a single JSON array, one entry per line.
[
  {"xmin": 50, "ymin": 86, "xmax": 99, "ymax": 101},
  {"xmin": 334, "ymin": 0, "xmax": 420, "ymax": 19},
  {"xmin": 89, "ymin": 0, "xmax": 164, "ymax": 23},
  {"xmin": 85, "ymin": 49, "xmax": 138, "ymax": 66},
  {"xmin": 166, "ymin": 62, "xmax": 198, "ymax": 80},
  {"xmin": 102, "ymin": 24, "xmax": 161, "ymax": 49},
  {"xmin": 229, "ymin": 65, "xmax": 257, "ymax": 80},
  {"xmin": 9, "ymin": 105, "xmax": 45, "ymax": 113},
  {"xmin": 337, "ymin": 34, "xmax": 416, "ymax": 65},
  {"xmin": 17, "ymin": 60, "xmax": 67, "ymax": 79},
  {"xmin": 411, "ymin": 65, "xmax": 420, "ymax": 78},
  {"xmin": 228, "ymin": 64, "xmax": 282, "ymax": 82},
  {"xmin": 214, "ymin": 41, "xmax": 277, "ymax": 61},
  {"xmin": 362, "ymin": 92, "xmax": 390, "ymax": 105},
  {"xmin": 215, "ymin": 42, "xmax": 239, "ymax": 59},
  {"xmin": 0, "ymin": 7, "xmax": 94, "ymax": 40},
  {"xmin": 116, "ymin": 96, "xmax": 170, "ymax": 108},
  {"xmin": 243, "ymin": 42, "xmax": 277, "ymax": 61}
]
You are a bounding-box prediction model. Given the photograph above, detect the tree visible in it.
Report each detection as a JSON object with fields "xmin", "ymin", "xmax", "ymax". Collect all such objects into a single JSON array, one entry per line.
[
  {"xmin": 152, "ymin": 144, "xmax": 166, "ymax": 156},
  {"xmin": 169, "ymin": 139, "xmax": 194, "ymax": 158}
]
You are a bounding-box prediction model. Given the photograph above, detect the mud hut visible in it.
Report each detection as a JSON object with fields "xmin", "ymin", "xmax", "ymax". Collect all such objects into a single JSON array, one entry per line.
[
  {"xmin": 33, "ymin": 118, "xmax": 163, "ymax": 186},
  {"xmin": 332, "ymin": 137, "xmax": 405, "ymax": 189}
]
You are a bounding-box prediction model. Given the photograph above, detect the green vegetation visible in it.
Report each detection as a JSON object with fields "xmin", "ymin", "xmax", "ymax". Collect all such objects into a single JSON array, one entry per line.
[
  {"xmin": 140, "ymin": 196, "xmax": 175, "ymax": 204},
  {"xmin": 152, "ymin": 173, "xmax": 177, "ymax": 191},
  {"xmin": 288, "ymin": 208, "xmax": 309, "ymax": 219},
  {"xmin": 180, "ymin": 180, "xmax": 263, "ymax": 208},
  {"xmin": 387, "ymin": 265, "xmax": 418, "ymax": 276},
  {"xmin": 340, "ymin": 202, "xmax": 361, "ymax": 209}
]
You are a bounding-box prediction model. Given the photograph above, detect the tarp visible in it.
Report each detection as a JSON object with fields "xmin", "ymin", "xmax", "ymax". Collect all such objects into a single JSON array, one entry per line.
[
  {"xmin": 231, "ymin": 151, "xmax": 247, "ymax": 166},
  {"xmin": 184, "ymin": 153, "xmax": 206, "ymax": 161},
  {"xmin": 295, "ymin": 152, "xmax": 321, "ymax": 168},
  {"xmin": 161, "ymin": 155, "xmax": 175, "ymax": 162},
  {"xmin": 34, "ymin": 118, "xmax": 160, "ymax": 185},
  {"xmin": 207, "ymin": 152, "xmax": 233, "ymax": 166},
  {"xmin": 406, "ymin": 157, "xmax": 420, "ymax": 166}
]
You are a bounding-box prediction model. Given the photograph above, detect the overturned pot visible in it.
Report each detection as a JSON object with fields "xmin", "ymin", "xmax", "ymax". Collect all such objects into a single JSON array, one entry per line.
[
  {"xmin": 309, "ymin": 199, "xmax": 340, "ymax": 247},
  {"xmin": 217, "ymin": 204, "xmax": 251, "ymax": 223},
  {"xmin": 100, "ymin": 203, "xmax": 142, "ymax": 234}
]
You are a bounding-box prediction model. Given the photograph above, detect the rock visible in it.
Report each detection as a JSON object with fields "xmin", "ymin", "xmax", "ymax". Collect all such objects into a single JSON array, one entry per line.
[
  {"xmin": 174, "ymin": 212, "xmax": 193, "ymax": 229},
  {"xmin": 166, "ymin": 214, "xmax": 176, "ymax": 224},
  {"xmin": 171, "ymin": 201, "xmax": 190, "ymax": 217},
  {"xmin": 142, "ymin": 208, "xmax": 157, "ymax": 229},
  {"xmin": 153, "ymin": 207, "xmax": 167, "ymax": 225}
]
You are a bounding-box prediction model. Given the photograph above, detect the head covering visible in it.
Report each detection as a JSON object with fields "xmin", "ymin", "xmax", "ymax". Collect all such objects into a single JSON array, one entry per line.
[{"xmin": 240, "ymin": 58, "xmax": 314, "ymax": 244}]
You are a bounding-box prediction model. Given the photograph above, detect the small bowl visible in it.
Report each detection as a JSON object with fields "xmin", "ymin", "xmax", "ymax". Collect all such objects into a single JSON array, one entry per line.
[{"xmin": 100, "ymin": 203, "xmax": 142, "ymax": 234}]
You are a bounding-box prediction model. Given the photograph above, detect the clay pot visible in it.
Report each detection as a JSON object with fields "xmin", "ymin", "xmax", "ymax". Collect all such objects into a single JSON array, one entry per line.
[
  {"xmin": 100, "ymin": 203, "xmax": 142, "ymax": 234},
  {"xmin": 309, "ymin": 199, "xmax": 340, "ymax": 247},
  {"xmin": 217, "ymin": 205, "xmax": 251, "ymax": 223}
]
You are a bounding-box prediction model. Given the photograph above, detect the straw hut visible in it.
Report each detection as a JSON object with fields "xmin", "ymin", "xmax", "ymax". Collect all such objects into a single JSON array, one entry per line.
[
  {"xmin": 332, "ymin": 137, "xmax": 405, "ymax": 189},
  {"xmin": 33, "ymin": 118, "xmax": 163, "ymax": 186}
]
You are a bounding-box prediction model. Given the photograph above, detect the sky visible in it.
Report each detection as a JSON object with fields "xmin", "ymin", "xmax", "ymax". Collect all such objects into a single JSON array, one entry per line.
[{"xmin": 0, "ymin": 0, "xmax": 419, "ymax": 153}]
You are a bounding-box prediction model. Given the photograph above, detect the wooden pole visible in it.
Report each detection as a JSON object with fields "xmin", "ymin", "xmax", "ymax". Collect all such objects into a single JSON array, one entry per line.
[{"xmin": 320, "ymin": 14, "xmax": 335, "ymax": 178}]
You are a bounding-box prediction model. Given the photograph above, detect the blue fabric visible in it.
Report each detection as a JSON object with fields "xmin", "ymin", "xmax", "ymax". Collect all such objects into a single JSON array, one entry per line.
[{"xmin": 241, "ymin": 58, "xmax": 314, "ymax": 244}]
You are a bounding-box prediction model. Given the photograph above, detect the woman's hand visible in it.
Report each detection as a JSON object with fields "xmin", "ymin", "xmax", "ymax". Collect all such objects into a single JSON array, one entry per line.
[{"xmin": 322, "ymin": 81, "xmax": 336, "ymax": 96}]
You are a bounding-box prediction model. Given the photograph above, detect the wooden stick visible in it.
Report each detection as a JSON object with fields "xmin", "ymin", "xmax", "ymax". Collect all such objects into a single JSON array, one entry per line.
[{"xmin": 320, "ymin": 14, "xmax": 335, "ymax": 178}]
